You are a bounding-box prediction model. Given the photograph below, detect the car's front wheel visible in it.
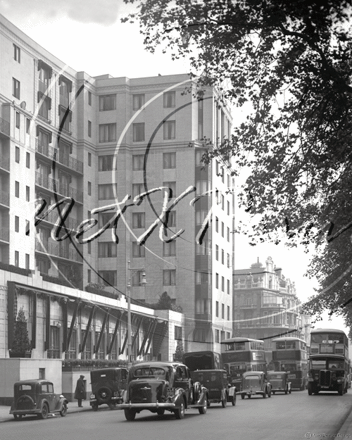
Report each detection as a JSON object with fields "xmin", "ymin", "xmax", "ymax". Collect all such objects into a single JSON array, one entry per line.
[
  {"xmin": 60, "ymin": 402, "xmax": 67, "ymax": 417},
  {"xmin": 38, "ymin": 403, "xmax": 49, "ymax": 419},
  {"xmin": 175, "ymin": 400, "xmax": 185, "ymax": 419},
  {"xmin": 124, "ymin": 409, "xmax": 136, "ymax": 421}
]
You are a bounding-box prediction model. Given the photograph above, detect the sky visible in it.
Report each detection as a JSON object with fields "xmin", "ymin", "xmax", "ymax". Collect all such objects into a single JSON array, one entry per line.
[{"xmin": 0, "ymin": 0, "xmax": 347, "ymax": 333}]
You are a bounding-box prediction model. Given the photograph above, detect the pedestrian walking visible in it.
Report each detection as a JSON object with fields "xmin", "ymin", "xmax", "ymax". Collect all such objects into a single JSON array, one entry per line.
[{"xmin": 74, "ymin": 375, "xmax": 86, "ymax": 407}]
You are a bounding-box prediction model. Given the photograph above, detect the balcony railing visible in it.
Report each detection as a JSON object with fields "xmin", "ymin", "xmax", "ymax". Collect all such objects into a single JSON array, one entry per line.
[
  {"xmin": 0, "ymin": 158, "xmax": 10, "ymax": 171},
  {"xmin": 0, "ymin": 228, "xmax": 9, "ymax": 242},
  {"xmin": 0, "ymin": 117, "xmax": 10, "ymax": 137},
  {"xmin": 36, "ymin": 139, "xmax": 83, "ymax": 174},
  {"xmin": 36, "ymin": 209, "xmax": 80, "ymax": 231},
  {"xmin": 35, "ymin": 239, "xmax": 82, "ymax": 263},
  {"xmin": 0, "ymin": 191, "xmax": 9, "ymax": 206},
  {"xmin": 35, "ymin": 172, "xmax": 83, "ymax": 203}
]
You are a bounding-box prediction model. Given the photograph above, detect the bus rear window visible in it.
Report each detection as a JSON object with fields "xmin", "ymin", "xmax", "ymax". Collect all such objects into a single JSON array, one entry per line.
[{"xmin": 311, "ymin": 360, "xmax": 326, "ymax": 369}]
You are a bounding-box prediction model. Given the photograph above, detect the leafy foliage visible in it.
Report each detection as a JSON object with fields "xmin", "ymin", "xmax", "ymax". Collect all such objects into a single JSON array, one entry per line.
[
  {"xmin": 123, "ymin": 0, "xmax": 352, "ymax": 332},
  {"xmin": 11, "ymin": 307, "xmax": 31, "ymax": 353},
  {"xmin": 173, "ymin": 340, "xmax": 185, "ymax": 362}
]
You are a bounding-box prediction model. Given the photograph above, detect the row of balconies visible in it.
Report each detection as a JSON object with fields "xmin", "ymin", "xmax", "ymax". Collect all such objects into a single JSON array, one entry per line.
[
  {"xmin": 36, "ymin": 139, "xmax": 83, "ymax": 174},
  {"xmin": 236, "ymin": 322, "xmax": 296, "ymax": 329},
  {"xmin": 35, "ymin": 239, "xmax": 83, "ymax": 263},
  {"xmin": 0, "ymin": 191, "xmax": 9, "ymax": 207},
  {"xmin": 0, "ymin": 158, "xmax": 10, "ymax": 172},
  {"xmin": 35, "ymin": 172, "xmax": 83, "ymax": 203},
  {"xmin": 0, "ymin": 117, "xmax": 10, "ymax": 137},
  {"xmin": 36, "ymin": 209, "xmax": 80, "ymax": 231},
  {"xmin": 0, "ymin": 228, "xmax": 9, "ymax": 242}
]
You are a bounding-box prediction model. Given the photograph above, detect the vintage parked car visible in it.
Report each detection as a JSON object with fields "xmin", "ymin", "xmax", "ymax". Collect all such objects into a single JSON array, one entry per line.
[
  {"xmin": 118, "ymin": 361, "xmax": 208, "ymax": 421},
  {"xmin": 90, "ymin": 367, "xmax": 128, "ymax": 410},
  {"xmin": 10, "ymin": 379, "xmax": 68, "ymax": 420},
  {"xmin": 240, "ymin": 371, "xmax": 272, "ymax": 399},
  {"xmin": 191, "ymin": 369, "xmax": 236, "ymax": 407},
  {"xmin": 267, "ymin": 371, "xmax": 292, "ymax": 395}
]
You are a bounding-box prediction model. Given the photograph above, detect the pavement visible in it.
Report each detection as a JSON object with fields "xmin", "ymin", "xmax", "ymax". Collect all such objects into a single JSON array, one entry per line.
[{"xmin": 0, "ymin": 399, "xmax": 96, "ymax": 423}]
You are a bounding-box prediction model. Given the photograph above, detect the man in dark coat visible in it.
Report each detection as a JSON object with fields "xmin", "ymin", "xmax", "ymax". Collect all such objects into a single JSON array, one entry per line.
[{"xmin": 74, "ymin": 375, "xmax": 85, "ymax": 407}]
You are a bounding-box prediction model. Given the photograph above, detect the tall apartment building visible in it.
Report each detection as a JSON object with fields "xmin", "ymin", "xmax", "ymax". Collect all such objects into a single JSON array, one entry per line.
[
  {"xmin": 233, "ymin": 256, "xmax": 311, "ymax": 360},
  {"xmin": 0, "ymin": 14, "xmax": 234, "ymax": 359}
]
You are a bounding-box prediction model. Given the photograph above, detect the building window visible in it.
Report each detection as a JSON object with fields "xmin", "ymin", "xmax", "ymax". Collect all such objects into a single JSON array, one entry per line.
[
  {"xmin": 88, "ymin": 152, "xmax": 91, "ymax": 167},
  {"xmin": 227, "ymin": 227, "xmax": 230, "ymax": 242},
  {"xmin": 15, "ymin": 181, "xmax": 19, "ymax": 198},
  {"xmin": 175, "ymin": 325, "xmax": 182, "ymax": 340},
  {"xmin": 98, "ymin": 270, "xmax": 117, "ymax": 286},
  {"xmin": 198, "ymin": 98, "xmax": 203, "ymax": 139},
  {"xmin": 163, "ymin": 121, "xmax": 176, "ymax": 140},
  {"xmin": 95, "ymin": 332, "xmax": 105, "ymax": 359},
  {"xmin": 99, "ymin": 94, "xmax": 116, "ymax": 111},
  {"xmin": 88, "ymin": 241, "xmax": 91, "ymax": 254},
  {"xmin": 163, "ymin": 152, "xmax": 176, "ymax": 169},
  {"xmin": 132, "ymin": 270, "xmax": 145, "ymax": 286},
  {"xmin": 26, "ymin": 186, "xmax": 30, "ymax": 202},
  {"xmin": 15, "ymin": 112, "xmax": 20, "ymax": 129},
  {"xmin": 15, "ymin": 146, "xmax": 20, "ymax": 163},
  {"xmin": 38, "ymin": 94, "xmax": 51, "ymax": 119},
  {"xmin": 227, "ymin": 200, "xmax": 230, "ymax": 215},
  {"xmin": 15, "ymin": 251, "xmax": 19, "ymax": 267},
  {"xmin": 163, "ymin": 181, "xmax": 176, "ymax": 199},
  {"xmin": 14, "ymin": 44, "xmax": 21, "ymax": 63},
  {"xmin": 99, "ymin": 212, "xmax": 115, "ymax": 229},
  {"xmin": 227, "ymin": 305, "xmax": 230, "ymax": 321},
  {"xmin": 98, "ymin": 155, "xmax": 117, "ymax": 171},
  {"xmin": 88, "ymin": 120, "xmax": 91, "ymax": 137},
  {"xmin": 221, "ymin": 276, "xmax": 225, "ymax": 292},
  {"xmin": 163, "ymin": 269, "xmax": 176, "ymax": 286},
  {"xmin": 216, "ymin": 245, "xmax": 219, "ymax": 261},
  {"xmin": 221, "ymin": 194, "xmax": 225, "ymax": 210},
  {"xmin": 26, "ymin": 118, "xmax": 30, "ymax": 134},
  {"xmin": 132, "ymin": 183, "xmax": 144, "ymax": 199},
  {"xmin": 222, "ymin": 303, "xmax": 225, "ymax": 319},
  {"xmin": 88, "ymin": 181, "xmax": 91, "ymax": 196},
  {"xmin": 58, "ymin": 105, "xmax": 71, "ymax": 131},
  {"xmin": 215, "ymin": 217, "xmax": 219, "ymax": 232},
  {"xmin": 221, "ymin": 222, "xmax": 224, "ymax": 237},
  {"xmin": 133, "ymin": 94, "xmax": 145, "ymax": 110},
  {"xmin": 133, "ymin": 154, "xmax": 144, "ymax": 170},
  {"xmin": 88, "ymin": 91, "xmax": 92, "ymax": 106},
  {"xmin": 133, "ymin": 123, "xmax": 145, "ymax": 142},
  {"xmin": 163, "ymin": 241, "xmax": 176, "ymax": 256},
  {"xmin": 163, "ymin": 91, "xmax": 175, "ymax": 108},
  {"xmin": 13, "ymin": 78, "xmax": 20, "ymax": 99},
  {"xmin": 15, "ymin": 216, "xmax": 19, "ymax": 232},
  {"xmin": 99, "ymin": 123, "xmax": 116, "ymax": 142},
  {"xmin": 216, "ymin": 273, "xmax": 219, "ymax": 289},
  {"xmin": 25, "ymin": 254, "xmax": 30, "ymax": 270},
  {"xmin": 98, "ymin": 184, "xmax": 117, "ymax": 200},
  {"xmin": 48, "ymin": 326, "xmax": 60, "ymax": 359},
  {"xmin": 215, "ymin": 329, "xmax": 220, "ymax": 343},
  {"xmin": 132, "ymin": 212, "xmax": 145, "ymax": 229},
  {"xmin": 26, "ymin": 152, "xmax": 30, "ymax": 168},
  {"xmin": 227, "ymin": 253, "xmax": 230, "ymax": 268},
  {"xmin": 196, "ymin": 210, "xmax": 208, "ymax": 226},
  {"xmin": 221, "ymin": 249, "xmax": 224, "ymax": 265},
  {"xmin": 227, "ymin": 279, "xmax": 230, "ymax": 294},
  {"xmin": 132, "ymin": 241, "xmax": 145, "ymax": 257},
  {"xmin": 168, "ymin": 211, "xmax": 176, "ymax": 227},
  {"xmin": 88, "ymin": 269, "xmax": 91, "ymax": 283},
  {"xmin": 25, "ymin": 219, "xmax": 30, "ymax": 236},
  {"xmin": 196, "ymin": 271, "xmax": 210, "ymax": 285},
  {"xmin": 216, "ymin": 301, "xmax": 219, "ymax": 318},
  {"xmin": 98, "ymin": 242, "xmax": 117, "ymax": 258}
]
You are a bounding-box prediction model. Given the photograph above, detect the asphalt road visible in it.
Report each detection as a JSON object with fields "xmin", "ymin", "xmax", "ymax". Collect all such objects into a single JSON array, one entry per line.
[{"xmin": 2, "ymin": 390, "xmax": 352, "ymax": 440}]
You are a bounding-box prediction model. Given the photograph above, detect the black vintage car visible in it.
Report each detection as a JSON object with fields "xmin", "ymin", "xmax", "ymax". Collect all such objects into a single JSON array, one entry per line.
[
  {"xmin": 191, "ymin": 369, "xmax": 236, "ymax": 407},
  {"xmin": 118, "ymin": 361, "xmax": 208, "ymax": 421},
  {"xmin": 267, "ymin": 371, "xmax": 292, "ymax": 395},
  {"xmin": 90, "ymin": 367, "xmax": 128, "ymax": 410},
  {"xmin": 10, "ymin": 379, "xmax": 68, "ymax": 420}
]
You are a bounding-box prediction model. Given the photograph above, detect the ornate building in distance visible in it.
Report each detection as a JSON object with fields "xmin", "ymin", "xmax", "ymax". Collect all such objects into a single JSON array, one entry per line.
[
  {"xmin": 0, "ymin": 14, "xmax": 234, "ymax": 363},
  {"xmin": 233, "ymin": 257, "xmax": 311, "ymax": 361}
]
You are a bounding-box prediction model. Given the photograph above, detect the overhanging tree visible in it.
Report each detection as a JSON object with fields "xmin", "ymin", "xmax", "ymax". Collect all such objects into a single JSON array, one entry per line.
[{"xmin": 123, "ymin": 0, "xmax": 352, "ymax": 333}]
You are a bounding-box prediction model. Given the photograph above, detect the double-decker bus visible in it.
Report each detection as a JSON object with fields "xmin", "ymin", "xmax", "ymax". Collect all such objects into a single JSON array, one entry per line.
[
  {"xmin": 308, "ymin": 328, "xmax": 349, "ymax": 395},
  {"xmin": 270, "ymin": 337, "xmax": 308, "ymax": 390},
  {"xmin": 182, "ymin": 351, "xmax": 222, "ymax": 371},
  {"xmin": 220, "ymin": 337, "xmax": 266, "ymax": 391}
]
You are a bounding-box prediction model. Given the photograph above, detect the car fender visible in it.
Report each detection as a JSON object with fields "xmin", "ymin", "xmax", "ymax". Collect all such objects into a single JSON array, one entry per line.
[
  {"xmin": 196, "ymin": 387, "xmax": 208, "ymax": 405},
  {"xmin": 174, "ymin": 388, "xmax": 186, "ymax": 408},
  {"xmin": 39, "ymin": 398, "xmax": 50, "ymax": 412}
]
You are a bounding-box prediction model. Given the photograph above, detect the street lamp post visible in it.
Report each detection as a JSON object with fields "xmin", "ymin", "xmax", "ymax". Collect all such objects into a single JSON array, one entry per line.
[{"xmin": 127, "ymin": 260, "xmax": 146, "ymax": 367}]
